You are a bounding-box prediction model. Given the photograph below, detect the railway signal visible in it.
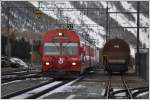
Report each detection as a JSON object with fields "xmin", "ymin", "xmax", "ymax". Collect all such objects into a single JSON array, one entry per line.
[{"xmin": 35, "ymin": 9, "xmax": 43, "ymax": 18}]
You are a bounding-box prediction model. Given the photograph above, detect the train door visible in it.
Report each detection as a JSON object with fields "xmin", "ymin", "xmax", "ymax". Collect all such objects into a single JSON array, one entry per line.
[
  {"xmin": 88, "ymin": 45, "xmax": 91, "ymax": 67},
  {"xmin": 103, "ymin": 55, "xmax": 111, "ymax": 72},
  {"xmin": 103, "ymin": 55, "xmax": 108, "ymax": 70}
]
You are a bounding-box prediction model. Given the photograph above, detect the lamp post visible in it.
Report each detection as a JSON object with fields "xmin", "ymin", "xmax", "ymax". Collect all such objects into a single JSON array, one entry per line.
[{"xmin": 32, "ymin": 3, "xmax": 43, "ymax": 68}]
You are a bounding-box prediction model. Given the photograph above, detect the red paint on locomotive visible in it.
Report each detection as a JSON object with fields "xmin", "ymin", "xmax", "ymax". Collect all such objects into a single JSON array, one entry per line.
[{"xmin": 39, "ymin": 29, "xmax": 99, "ymax": 74}]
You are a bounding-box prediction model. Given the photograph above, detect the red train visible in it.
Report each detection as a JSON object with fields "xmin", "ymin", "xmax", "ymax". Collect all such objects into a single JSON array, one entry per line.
[{"xmin": 39, "ymin": 29, "xmax": 99, "ymax": 75}]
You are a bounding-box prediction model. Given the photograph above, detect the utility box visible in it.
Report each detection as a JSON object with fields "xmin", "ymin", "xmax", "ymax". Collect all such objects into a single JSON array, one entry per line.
[{"xmin": 135, "ymin": 48, "xmax": 149, "ymax": 82}]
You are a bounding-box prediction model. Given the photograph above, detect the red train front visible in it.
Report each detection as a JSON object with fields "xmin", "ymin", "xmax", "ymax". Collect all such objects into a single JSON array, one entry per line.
[{"xmin": 39, "ymin": 29, "xmax": 99, "ymax": 74}]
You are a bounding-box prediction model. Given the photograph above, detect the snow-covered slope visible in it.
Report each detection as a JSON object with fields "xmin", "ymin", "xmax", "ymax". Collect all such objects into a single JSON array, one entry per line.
[
  {"xmin": 30, "ymin": 1, "xmax": 149, "ymax": 57},
  {"xmin": 101, "ymin": 1, "xmax": 149, "ymax": 47},
  {"xmin": 30, "ymin": 1, "xmax": 106, "ymax": 48},
  {"xmin": 1, "ymin": 1, "xmax": 58, "ymax": 41},
  {"xmin": 1, "ymin": 1, "xmax": 149, "ymax": 57}
]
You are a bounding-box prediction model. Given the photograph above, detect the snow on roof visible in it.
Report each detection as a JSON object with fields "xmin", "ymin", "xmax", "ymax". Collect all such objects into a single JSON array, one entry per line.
[{"xmin": 10, "ymin": 57, "xmax": 28, "ymax": 68}]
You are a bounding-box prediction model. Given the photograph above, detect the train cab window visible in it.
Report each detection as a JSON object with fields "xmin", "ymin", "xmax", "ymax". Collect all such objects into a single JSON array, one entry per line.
[
  {"xmin": 44, "ymin": 43, "xmax": 60, "ymax": 55},
  {"xmin": 62, "ymin": 43, "xmax": 78, "ymax": 55}
]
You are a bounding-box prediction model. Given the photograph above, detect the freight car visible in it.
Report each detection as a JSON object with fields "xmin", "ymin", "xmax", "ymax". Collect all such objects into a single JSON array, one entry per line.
[
  {"xmin": 39, "ymin": 29, "xmax": 99, "ymax": 75},
  {"xmin": 102, "ymin": 38, "xmax": 130, "ymax": 73}
]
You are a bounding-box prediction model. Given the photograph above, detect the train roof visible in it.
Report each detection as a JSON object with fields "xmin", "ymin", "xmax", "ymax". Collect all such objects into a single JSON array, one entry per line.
[
  {"xmin": 103, "ymin": 38, "xmax": 130, "ymax": 53},
  {"xmin": 42, "ymin": 28, "xmax": 96, "ymax": 47},
  {"xmin": 42, "ymin": 28, "xmax": 79, "ymax": 42}
]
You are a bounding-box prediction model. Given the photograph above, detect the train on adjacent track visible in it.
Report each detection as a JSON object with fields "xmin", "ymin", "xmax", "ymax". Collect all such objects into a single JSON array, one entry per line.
[
  {"xmin": 39, "ymin": 28, "xmax": 99, "ymax": 75},
  {"xmin": 102, "ymin": 38, "xmax": 131, "ymax": 73}
]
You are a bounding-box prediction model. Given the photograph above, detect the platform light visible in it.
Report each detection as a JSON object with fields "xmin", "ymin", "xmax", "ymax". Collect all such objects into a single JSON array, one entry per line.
[
  {"xmin": 45, "ymin": 62, "xmax": 50, "ymax": 66},
  {"xmin": 58, "ymin": 32, "xmax": 63, "ymax": 36},
  {"xmin": 72, "ymin": 62, "xmax": 76, "ymax": 66}
]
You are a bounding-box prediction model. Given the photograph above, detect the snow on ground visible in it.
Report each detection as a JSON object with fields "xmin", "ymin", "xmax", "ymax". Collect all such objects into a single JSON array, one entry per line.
[
  {"xmin": 38, "ymin": 76, "xmax": 84, "ymax": 99},
  {"xmin": 11, "ymin": 81, "xmax": 62, "ymax": 99}
]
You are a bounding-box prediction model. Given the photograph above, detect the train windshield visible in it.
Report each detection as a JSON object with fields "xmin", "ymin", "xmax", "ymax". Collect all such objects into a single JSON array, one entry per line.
[
  {"xmin": 44, "ymin": 43, "xmax": 60, "ymax": 55},
  {"xmin": 62, "ymin": 43, "xmax": 78, "ymax": 55}
]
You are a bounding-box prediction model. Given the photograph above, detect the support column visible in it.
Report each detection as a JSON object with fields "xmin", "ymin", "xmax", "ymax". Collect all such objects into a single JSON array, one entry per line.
[
  {"xmin": 106, "ymin": 1, "xmax": 109, "ymax": 42},
  {"xmin": 6, "ymin": 7, "xmax": 11, "ymax": 59},
  {"xmin": 136, "ymin": 1, "xmax": 140, "ymax": 76}
]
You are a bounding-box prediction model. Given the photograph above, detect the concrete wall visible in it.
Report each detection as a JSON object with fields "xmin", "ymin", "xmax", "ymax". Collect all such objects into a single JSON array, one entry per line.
[{"xmin": 136, "ymin": 49, "xmax": 149, "ymax": 82}]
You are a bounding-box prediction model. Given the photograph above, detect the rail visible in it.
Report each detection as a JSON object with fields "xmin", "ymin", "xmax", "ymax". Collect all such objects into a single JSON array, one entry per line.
[
  {"xmin": 2, "ymin": 75, "xmax": 85, "ymax": 99},
  {"xmin": 105, "ymin": 74, "xmax": 133, "ymax": 99},
  {"xmin": 105, "ymin": 75, "xmax": 111, "ymax": 99},
  {"xmin": 121, "ymin": 75, "xmax": 133, "ymax": 99}
]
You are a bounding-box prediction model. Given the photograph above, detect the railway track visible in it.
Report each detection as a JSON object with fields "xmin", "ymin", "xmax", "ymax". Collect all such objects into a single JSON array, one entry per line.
[
  {"xmin": 105, "ymin": 75, "xmax": 112, "ymax": 99},
  {"xmin": 2, "ymin": 66, "xmax": 42, "ymax": 84},
  {"xmin": 1, "ymin": 68, "xmax": 27, "ymax": 75},
  {"xmin": 104, "ymin": 74, "xmax": 133, "ymax": 99},
  {"xmin": 104, "ymin": 74, "xmax": 149, "ymax": 99},
  {"xmin": 121, "ymin": 75, "xmax": 133, "ymax": 99},
  {"xmin": 2, "ymin": 68, "xmax": 40, "ymax": 76},
  {"xmin": 1, "ymin": 72, "xmax": 42, "ymax": 83},
  {"xmin": 2, "ymin": 76, "xmax": 84, "ymax": 99}
]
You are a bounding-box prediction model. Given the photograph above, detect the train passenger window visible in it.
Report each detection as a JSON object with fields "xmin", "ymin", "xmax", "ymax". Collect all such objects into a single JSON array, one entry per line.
[
  {"xmin": 62, "ymin": 43, "xmax": 78, "ymax": 55},
  {"xmin": 44, "ymin": 43, "xmax": 60, "ymax": 55}
]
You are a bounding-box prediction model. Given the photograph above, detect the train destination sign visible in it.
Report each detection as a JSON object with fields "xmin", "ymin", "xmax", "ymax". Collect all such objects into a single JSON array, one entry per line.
[{"xmin": 53, "ymin": 36, "xmax": 70, "ymax": 39}]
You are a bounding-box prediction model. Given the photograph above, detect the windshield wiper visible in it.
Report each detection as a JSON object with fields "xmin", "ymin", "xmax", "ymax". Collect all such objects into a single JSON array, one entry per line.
[
  {"xmin": 52, "ymin": 42, "xmax": 60, "ymax": 50},
  {"xmin": 62, "ymin": 42, "xmax": 71, "ymax": 49}
]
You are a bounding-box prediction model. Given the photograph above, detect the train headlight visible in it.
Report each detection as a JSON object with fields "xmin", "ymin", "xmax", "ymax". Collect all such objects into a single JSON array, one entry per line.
[
  {"xmin": 58, "ymin": 32, "xmax": 63, "ymax": 36},
  {"xmin": 45, "ymin": 62, "xmax": 50, "ymax": 66},
  {"xmin": 72, "ymin": 62, "xmax": 76, "ymax": 66}
]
